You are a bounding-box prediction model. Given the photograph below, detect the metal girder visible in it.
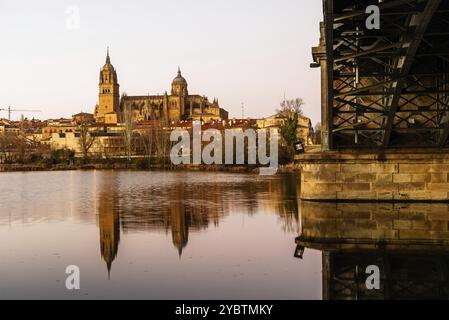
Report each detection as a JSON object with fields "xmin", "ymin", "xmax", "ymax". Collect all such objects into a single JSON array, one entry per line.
[
  {"xmin": 324, "ymin": 0, "xmax": 335, "ymax": 149},
  {"xmin": 334, "ymin": 0, "xmax": 421, "ymax": 22},
  {"xmin": 383, "ymin": 0, "xmax": 442, "ymax": 147},
  {"xmin": 334, "ymin": 41, "xmax": 409, "ymax": 62},
  {"xmin": 322, "ymin": 0, "xmax": 449, "ymax": 149}
]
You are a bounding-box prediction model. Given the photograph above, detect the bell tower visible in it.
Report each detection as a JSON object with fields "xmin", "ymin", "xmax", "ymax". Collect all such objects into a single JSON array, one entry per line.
[{"xmin": 95, "ymin": 48, "xmax": 120, "ymax": 123}]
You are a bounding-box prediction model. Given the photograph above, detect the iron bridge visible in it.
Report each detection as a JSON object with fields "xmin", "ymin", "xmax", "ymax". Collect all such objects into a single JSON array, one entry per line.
[{"xmin": 319, "ymin": 0, "xmax": 449, "ymax": 149}]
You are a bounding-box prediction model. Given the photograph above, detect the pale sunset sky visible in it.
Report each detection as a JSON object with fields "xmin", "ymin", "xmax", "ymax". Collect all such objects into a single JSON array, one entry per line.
[{"xmin": 0, "ymin": 0, "xmax": 323, "ymax": 124}]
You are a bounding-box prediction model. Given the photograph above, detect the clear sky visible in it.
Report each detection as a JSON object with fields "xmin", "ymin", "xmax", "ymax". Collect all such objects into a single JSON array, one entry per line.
[{"xmin": 0, "ymin": 0, "xmax": 323, "ymax": 124}]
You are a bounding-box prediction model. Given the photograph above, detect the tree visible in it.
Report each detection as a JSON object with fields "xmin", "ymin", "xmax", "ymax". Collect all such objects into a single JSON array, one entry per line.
[
  {"xmin": 78, "ymin": 122, "xmax": 96, "ymax": 160},
  {"xmin": 0, "ymin": 135, "xmax": 16, "ymax": 164},
  {"xmin": 123, "ymin": 104, "xmax": 134, "ymax": 161},
  {"xmin": 314, "ymin": 122, "xmax": 322, "ymax": 145},
  {"xmin": 278, "ymin": 98, "xmax": 304, "ymax": 119},
  {"xmin": 137, "ymin": 122, "xmax": 158, "ymax": 167},
  {"xmin": 277, "ymin": 98, "xmax": 305, "ymax": 146},
  {"xmin": 153, "ymin": 119, "xmax": 171, "ymax": 167}
]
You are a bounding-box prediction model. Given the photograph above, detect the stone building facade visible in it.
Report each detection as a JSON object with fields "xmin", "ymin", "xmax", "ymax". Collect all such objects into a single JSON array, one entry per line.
[
  {"xmin": 122, "ymin": 67, "xmax": 228, "ymax": 123},
  {"xmin": 257, "ymin": 114, "xmax": 314, "ymax": 145},
  {"xmin": 94, "ymin": 49, "xmax": 120, "ymax": 124},
  {"xmin": 94, "ymin": 50, "xmax": 228, "ymax": 124}
]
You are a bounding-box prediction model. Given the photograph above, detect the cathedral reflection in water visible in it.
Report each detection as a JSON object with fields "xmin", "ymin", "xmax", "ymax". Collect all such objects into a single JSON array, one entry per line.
[
  {"xmin": 96, "ymin": 171, "xmax": 301, "ymax": 277},
  {"xmin": 296, "ymin": 201, "xmax": 449, "ymax": 300},
  {"xmin": 95, "ymin": 171, "xmax": 449, "ymax": 299}
]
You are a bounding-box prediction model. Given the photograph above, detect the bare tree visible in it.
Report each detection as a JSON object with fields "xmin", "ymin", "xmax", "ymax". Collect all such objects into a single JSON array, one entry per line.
[
  {"xmin": 314, "ymin": 122, "xmax": 322, "ymax": 145},
  {"xmin": 123, "ymin": 104, "xmax": 134, "ymax": 161},
  {"xmin": 153, "ymin": 120, "xmax": 171, "ymax": 167},
  {"xmin": 78, "ymin": 122, "xmax": 96, "ymax": 160},
  {"xmin": 277, "ymin": 98, "xmax": 304, "ymax": 121},
  {"xmin": 277, "ymin": 98, "xmax": 305, "ymax": 146},
  {"xmin": 0, "ymin": 135, "xmax": 14, "ymax": 164},
  {"xmin": 0, "ymin": 135, "xmax": 31, "ymax": 164},
  {"xmin": 139, "ymin": 126, "xmax": 155, "ymax": 166}
]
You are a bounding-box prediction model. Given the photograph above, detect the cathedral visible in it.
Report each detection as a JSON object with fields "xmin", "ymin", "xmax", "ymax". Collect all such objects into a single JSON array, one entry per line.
[{"xmin": 94, "ymin": 50, "xmax": 229, "ymax": 124}]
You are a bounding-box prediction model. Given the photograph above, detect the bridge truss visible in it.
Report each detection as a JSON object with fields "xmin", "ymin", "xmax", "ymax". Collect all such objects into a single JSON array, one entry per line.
[{"xmin": 324, "ymin": 0, "xmax": 449, "ymax": 149}]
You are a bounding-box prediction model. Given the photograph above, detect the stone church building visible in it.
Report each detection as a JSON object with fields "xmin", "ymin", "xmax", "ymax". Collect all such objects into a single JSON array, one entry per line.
[{"xmin": 94, "ymin": 50, "xmax": 229, "ymax": 124}]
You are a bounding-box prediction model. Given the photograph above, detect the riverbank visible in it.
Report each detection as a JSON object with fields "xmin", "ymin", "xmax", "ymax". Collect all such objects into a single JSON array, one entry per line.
[{"xmin": 0, "ymin": 163, "xmax": 301, "ymax": 174}]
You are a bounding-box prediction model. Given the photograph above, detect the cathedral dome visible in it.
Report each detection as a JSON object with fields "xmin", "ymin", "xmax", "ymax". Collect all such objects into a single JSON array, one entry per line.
[{"xmin": 172, "ymin": 67, "xmax": 187, "ymax": 84}]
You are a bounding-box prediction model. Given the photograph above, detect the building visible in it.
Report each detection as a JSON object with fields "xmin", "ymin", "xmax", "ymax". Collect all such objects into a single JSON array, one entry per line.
[
  {"xmin": 0, "ymin": 125, "xmax": 20, "ymax": 136},
  {"xmin": 94, "ymin": 48, "xmax": 120, "ymax": 124},
  {"xmin": 257, "ymin": 114, "xmax": 314, "ymax": 145},
  {"xmin": 0, "ymin": 120, "xmax": 5, "ymax": 136},
  {"xmin": 122, "ymin": 68, "xmax": 229, "ymax": 123},
  {"xmin": 72, "ymin": 112, "xmax": 94, "ymax": 124},
  {"xmin": 42, "ymin": 123, "xmax": 77, "ymax": 140},
  {"xmin": 94, "ymin": 50, "xmax": 229, "ymax": 124},
  {"xmin": 50, "ymin": 124, "xmax": 126, "ymax": 157}
]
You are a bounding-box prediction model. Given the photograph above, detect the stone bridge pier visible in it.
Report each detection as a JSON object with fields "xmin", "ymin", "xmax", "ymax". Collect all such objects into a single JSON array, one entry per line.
[{"xmin": 298, "ymin": 151, "xmax": 449, "ymax": 202}]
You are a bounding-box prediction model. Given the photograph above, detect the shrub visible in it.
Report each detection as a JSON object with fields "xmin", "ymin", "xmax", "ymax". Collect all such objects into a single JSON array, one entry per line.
[{"xmin": 135, "ymin": 158, "xmax": 150, "ymax": 170}]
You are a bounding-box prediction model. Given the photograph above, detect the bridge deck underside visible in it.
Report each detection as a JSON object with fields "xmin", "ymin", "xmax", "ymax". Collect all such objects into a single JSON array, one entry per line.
[{"xmin": 326, "ymin": 0, "xmax": 449, "ymax": 149}]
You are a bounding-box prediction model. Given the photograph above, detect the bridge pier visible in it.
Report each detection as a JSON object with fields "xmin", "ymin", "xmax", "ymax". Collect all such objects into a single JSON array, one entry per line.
[
  {"xmin": 297, "ymin": 151, "xmax": 449, "ymax": 202},
  {"xmin": 303, "ymin": 1, "xmax": 449, "ymax": 202}
]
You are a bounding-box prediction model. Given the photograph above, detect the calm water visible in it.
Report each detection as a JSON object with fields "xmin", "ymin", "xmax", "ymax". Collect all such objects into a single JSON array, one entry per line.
[
  {"xmin": 3, "ymin": 170, "xmax": 449, "ymax": 300},
  {"xmin": 0, "ymin": 171, "xmax": 322, "ymax": 300}
]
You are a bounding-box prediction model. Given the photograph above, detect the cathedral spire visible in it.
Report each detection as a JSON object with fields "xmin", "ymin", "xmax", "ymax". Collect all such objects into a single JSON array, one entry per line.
[
  {"xmin": 107, "ymin": 262, "xmax": 112, "ymax": 280},
  {"xmin": 106, "ymin": 46, "xmax": 111, "ymax": 64}
]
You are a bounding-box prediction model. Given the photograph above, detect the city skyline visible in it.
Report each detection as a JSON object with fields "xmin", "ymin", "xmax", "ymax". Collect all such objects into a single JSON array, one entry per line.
[{"xmin": 0, "ymin": 0, "xmax": 322, "ymax": 124}]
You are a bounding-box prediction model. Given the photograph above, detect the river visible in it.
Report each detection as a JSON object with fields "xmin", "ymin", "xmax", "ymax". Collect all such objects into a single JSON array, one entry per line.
[
  {"xmin": 0, "ymin": 170, "xmax": 322, "ymax": 300},
  {"xmin": 3, "ymin": 170, "xmax": 448, "ymax": 300}
]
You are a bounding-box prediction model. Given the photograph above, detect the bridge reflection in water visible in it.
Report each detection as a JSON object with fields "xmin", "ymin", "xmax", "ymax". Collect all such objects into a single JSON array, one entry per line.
[{"xmin": 296, "ymin": 201, "xmax": 449, "ymax": 300}]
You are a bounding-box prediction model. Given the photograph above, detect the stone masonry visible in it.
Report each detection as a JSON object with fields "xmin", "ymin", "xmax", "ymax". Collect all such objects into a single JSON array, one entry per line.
[
  {"xmin": 299, "ymin": 201, "xmax": 449, "ymax": 245},
  {"xmin": 298, "ymin": 151, "xmax": 449, "ymax": 202}
]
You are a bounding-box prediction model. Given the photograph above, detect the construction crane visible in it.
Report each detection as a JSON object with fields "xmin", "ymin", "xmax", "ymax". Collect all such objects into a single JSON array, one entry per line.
[{"xmin": 0, "ymin": 106, "xmax": 42, "ymax": 121}]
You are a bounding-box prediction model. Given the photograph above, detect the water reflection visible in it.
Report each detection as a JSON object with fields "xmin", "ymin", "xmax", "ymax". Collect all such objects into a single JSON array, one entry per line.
[
  {"xmin": 94, "ymin": 171, "xmax": 301, "ymax": 276},
  {"xmin": 97, "ymin": 174, "xmax": 120, "ymax": 278},
  {"xmin": 0, "ymin": 171, "xmax": 312, "ymax": 299},
  {"xmin": 297, "ymin": 201, "xmax": 449, "ymax": 300}
]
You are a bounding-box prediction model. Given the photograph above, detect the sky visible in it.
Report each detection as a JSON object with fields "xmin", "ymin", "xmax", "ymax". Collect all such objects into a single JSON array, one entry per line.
[{"xmin": 0, "ymin": 0, "xmax": 323, "ymax": 124}]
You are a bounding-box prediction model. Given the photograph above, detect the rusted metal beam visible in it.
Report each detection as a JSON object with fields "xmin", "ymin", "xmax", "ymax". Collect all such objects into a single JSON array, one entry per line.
[
  {"xmin": 333, "ymin": 0, "xmax": 419, "ymax": 22},
  {"xmin": 324, "ymin": 0, "xmax": 334, "ymax": 150},
  {"xmin": 382, "ymin": 0, "xmax": 442, "ymax": 148},
  {"xmin": 334, "ymin": 41, "xmax": 409, "ymax": 63}
]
